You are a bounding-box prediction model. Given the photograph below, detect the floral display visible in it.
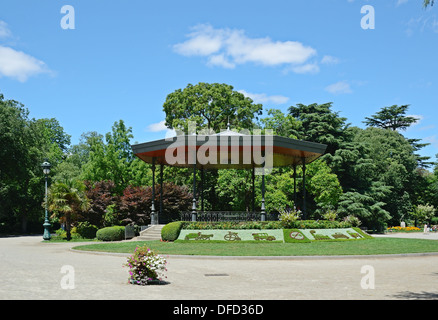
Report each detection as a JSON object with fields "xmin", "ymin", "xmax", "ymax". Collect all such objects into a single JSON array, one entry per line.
[
  {"xmin": 387, "ymin": 226, "xmax": 421, "ymax": 232},
  {"xmin": 125, "ymin": 245, "xmax": 167, "ymax": 285}
]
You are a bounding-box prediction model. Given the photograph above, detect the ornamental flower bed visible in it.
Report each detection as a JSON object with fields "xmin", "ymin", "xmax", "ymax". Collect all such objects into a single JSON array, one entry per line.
[
  {"xmin": 125, "ymin": 245, "xmax": 167, "ymax": 285},
  {"xmin": 387, "ymin": 226, "xmax": 422, "ymax": 233}
]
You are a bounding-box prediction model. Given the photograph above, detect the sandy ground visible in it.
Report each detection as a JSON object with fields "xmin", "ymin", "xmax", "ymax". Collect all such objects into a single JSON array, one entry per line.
[{"xmin": 0, "ymin": 234, "xmax": 437, "ymax": 301}]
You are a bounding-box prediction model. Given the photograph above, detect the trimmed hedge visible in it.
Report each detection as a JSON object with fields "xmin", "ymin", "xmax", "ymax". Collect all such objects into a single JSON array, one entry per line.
[
  {"xmin": 161, "ymin": 221, "xmax": 184, "ymax": 241},
  {"xmin": 182, "ymin": 220, "xmax": 352, "ymax": 230},
  {"xmin": 183, "ymin": 221, "xmax": 282, "ymax": 230},
  {"xmin": 289, "ymin": 220, "xmax": 352, "ymax": 229},
  {"xmin": 96, "ymin": 226, "xmax": 125, "ymax": 241}
]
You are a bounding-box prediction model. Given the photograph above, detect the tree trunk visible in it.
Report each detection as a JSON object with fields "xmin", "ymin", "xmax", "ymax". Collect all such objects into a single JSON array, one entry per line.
[
  {"xmin": 66, "ymin": 214, "xmax": 71, "ymax": 241},
  {"xmin": 21, "ymin": 214, "xmax": 28, "ymax": 234}
]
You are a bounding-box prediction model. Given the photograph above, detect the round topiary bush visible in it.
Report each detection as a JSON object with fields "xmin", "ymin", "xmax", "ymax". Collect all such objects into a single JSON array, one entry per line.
[
  {"xmin": 96, "ymin": 226, "xmax": 125, "ymax": 241},
  {"xmin": 161, "ymin": 221, "xmax": 184, "ymax": 241},
  {"xmin": 76, "ymin": 222, "xmax": 98, "ymax": 239}
]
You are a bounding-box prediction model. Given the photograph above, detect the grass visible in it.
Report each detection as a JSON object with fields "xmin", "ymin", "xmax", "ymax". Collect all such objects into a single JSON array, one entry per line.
[
  {"xmin": 72, "ymin": 237, "xmax": 438, "ymax": 257},
  {"xmin": 48, "ymin": 235, "xmax": 99, "ymax": 242}
]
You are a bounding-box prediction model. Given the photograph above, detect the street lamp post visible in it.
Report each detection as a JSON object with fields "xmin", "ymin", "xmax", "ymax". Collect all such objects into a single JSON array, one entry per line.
[{"xmin": 41, "ymin": 160, "xmax": 51, "ymax": 241}]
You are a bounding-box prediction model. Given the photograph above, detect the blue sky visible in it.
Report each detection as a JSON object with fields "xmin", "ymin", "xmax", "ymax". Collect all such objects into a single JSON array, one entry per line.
[{"xmin": 0, "ymin": 0, "xmax": 437, "ymax": 162}]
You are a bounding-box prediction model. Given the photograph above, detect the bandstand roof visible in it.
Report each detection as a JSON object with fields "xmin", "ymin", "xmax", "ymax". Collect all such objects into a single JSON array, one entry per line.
[{"xmin": 132, "ymin": 130, "xmax": 327, "ymax": 169}]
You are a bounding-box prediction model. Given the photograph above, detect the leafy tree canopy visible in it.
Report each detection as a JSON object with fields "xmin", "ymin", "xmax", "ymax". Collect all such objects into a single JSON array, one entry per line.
[
  {"xmin": 163, "ymin": 82, "xmax": 263, "ymax": 133},
  {"xmin": 260, "ymin": 108, "xmax": 300, "ymax": 138},
  {"xmin": 363, "ymin": 105, "xmax": 418, "ymax": 131},
  {"xmin": 288, "ymin": 102, "xmax": 350, "ymax": 155}
]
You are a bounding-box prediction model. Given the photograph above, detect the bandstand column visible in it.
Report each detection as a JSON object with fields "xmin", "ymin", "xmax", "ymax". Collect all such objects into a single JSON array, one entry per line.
[
  {"xmin": 261, "ymin": 167, "xmax": 266, "ymax": 222},
  {"xmin": 159, "ymin": 163, "xmax": 163, "ymax": 223},
  {"xmin": 252, "ymin": 166, "xmax": 255, "ymax": 213},
  {"xmin": 191, "ymin": 162, "xmax": 197, "ymax": 222},
  {"xmin": 293, "ymin": 164, "xmax": 297, "ymax": 207},
  {"xmin": 302, "ymin": 157, "xmax": 307, "ymax": 220},
  {"xmin": 151, "ymin": 158, "xmax": 157, "ymax": 225},
  {"xmin": 201, "ymin": 167, "xmax": 204, "ymax": 212}
]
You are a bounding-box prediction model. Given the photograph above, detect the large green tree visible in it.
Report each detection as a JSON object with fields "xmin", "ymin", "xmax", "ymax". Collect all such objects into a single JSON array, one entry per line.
[
  {"xmin": 260, "ymin": 109, "xmax": 300, "ymax": 138},
  {"xmin": 288, "ymin": 102, "xmax": 350, "ymax": 156},
  {"xmin": 364, "ymin": 105, "xmax": 433, "ymax": 168},
  {"xmin": 354, "ymin": 127, "xmax": 418, "ymax": 225},
  {"xmin": 163, "ymin": 82, "xmax": 263, "ymax": 133},
  {"xmin": 363, "ymin": 105, "xmax": 418, "ymax": 132},
  {"xmin": 80, "ymin": 120, "xmax": 149, "ymax": 192},
  {"xmin": 0, "ymin": 93, "xmax": 70, "ymax": 232},
  {"xmin": 337, "ymin": 182, "xmax": 392, "ymax": 231}
]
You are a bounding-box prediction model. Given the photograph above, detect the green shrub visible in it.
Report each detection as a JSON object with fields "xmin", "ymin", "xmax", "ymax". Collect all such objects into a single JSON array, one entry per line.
[
  {"xmin": 96, "ymin": 226, "xmax": 125, "ymax": 241},
  {"xmin": 182, "ymin": 220, "xmax": 350, "ymax": 230},
  {"xmin": 322, "ymin": 209, "xmax": 338, "ymax": 222},
  {"xmin": 182, "ymin": 221, "xmax": 282, "ymax": 230},
  {"xmin": 279, "ymin": 208, "xmax": 301, "ymax": 228},
  {"xmin": 291, "ymin": 220, "xmax": 351, "ymax": 229},
  {"xmin": 343, "ymin": 215, "xmax": 362, "ymax": 227},
  {"xmin": 76, "ymin": 222, "xmax": 98, "ymax": 239},
  {"xmin": 55, "ymin": 227, "xmax": 81, "ymax": 240},
  {"xmin": 161, "ymin": 221, "xmax": 184, "ymax": 241},
  {"xmin": 55, "ymin": 228, "xmax": 67, "ymax": 238}
]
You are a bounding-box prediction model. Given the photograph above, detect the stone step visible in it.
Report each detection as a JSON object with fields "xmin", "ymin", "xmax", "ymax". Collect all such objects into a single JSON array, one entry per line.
[{"xmin": 136, "ymin": 225, "xmax": 165, "ymax": 241}]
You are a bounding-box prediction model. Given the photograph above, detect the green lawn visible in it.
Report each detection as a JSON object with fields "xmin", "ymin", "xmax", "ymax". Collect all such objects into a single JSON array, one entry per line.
[{"xmin": 72, "ymin": 237, "xmax": 438, "ymax": 256}]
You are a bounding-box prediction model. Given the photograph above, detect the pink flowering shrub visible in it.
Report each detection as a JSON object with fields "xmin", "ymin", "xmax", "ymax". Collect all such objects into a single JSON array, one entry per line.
[{"xmin": 125, "ymin": 245, "xmax": 167, "ymax": 285}]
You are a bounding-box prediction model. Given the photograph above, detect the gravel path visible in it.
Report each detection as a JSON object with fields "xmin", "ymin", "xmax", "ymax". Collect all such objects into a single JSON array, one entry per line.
[{"xmin": 1, "ymin": 235, "xmax": 437, "ymax": 300}]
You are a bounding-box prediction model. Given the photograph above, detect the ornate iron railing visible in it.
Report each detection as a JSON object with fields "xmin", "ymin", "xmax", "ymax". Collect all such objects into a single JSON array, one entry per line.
[{"xmin": 180, "ymin": 211, "xmax": 279, "ymax": 222}]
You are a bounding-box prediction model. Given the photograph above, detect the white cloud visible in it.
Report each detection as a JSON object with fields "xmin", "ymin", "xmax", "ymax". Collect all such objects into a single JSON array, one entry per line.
[
  {"xmin": 147, "ymin": 120, "xmax": 167, "ymax": 132},
  {"xmin": 417, "ymin": 124, "xmax": 436, "ymax": 131},
  {"xmin": 0, "ymin": 21, "xmax": 12, "ymax": 39},
  {"xmin": 164, "ymin": 129, "xmax": 177, "ymax": 138},
  {"xmin": 405, "ymin": 114, "xmax": 423, "ymax": 128},
  {"xmin": 173, "ymin": 24, "xmax": 224, "ymax": 56},
  {"xmin": 424, "ymin": 135, "xmax": 438, "ymax": 147},
  {"xmin": 405, "ymin": 15, "xmax": 438, "ymax": 36},
  {"xmin": 0, "ymin": 46, "xmax": 50, "ymax": 82},
  {"xmin": 0, "ymin": 20, "xmax": 51, "ymax": 82},
  {"xmin": 397, "ymin": 0, "xmax": 409, "ymax": 7},
  {"xmin": 407, "ymin": 114, "xmax": 423, "ymax": 121},
  {"xmin": 173, "ymin": 24, "xmax": 317, "ymax": 73},
  {"xmin": 325, "ymin": 81, "xmax": 353, "ymax": 94},
  {"xmin": 321, "ymin": 55, "xmax": 340, "ymax": 65},
  {"xmin": 146, "ymin": 121, "xmax": 176, "ymax": 138},
  {"xmin": 238, "ymin": 90, "xmax": 289, "ymax": 105},
  {"xmin": 207, "ymin": 54, "xmax": 235, "ymax": 69},
  {"xmin": 290, "ymin": 63, "xmax": 320, "ymax": 74}
]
